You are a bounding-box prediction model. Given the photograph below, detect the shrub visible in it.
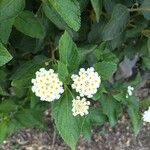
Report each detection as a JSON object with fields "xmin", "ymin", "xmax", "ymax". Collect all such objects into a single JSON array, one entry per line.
[{"xmin": 0, "ymin": 0, "xmax": 150, "ymax": 149}]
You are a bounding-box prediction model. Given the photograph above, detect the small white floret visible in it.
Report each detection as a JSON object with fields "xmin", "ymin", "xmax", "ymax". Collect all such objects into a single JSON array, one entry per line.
[
  {"xmin": 126, "ymin": 86, "xmax": 134, "ymax": 98},
  {"xmin": 143, "ymin": 107, "xmax": 150, "ymax": 123},
  {"xmin": 72, "ymin": 96, "xmax": 90, "ymax": 116}
]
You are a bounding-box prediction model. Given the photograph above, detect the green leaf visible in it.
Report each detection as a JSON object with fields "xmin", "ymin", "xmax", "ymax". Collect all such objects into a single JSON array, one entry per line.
[
  {"xmin": 48, "ymin": 0, "xmax": 81, "ymax": 31},
  {"xmin": 52, "ymin": 89, "xmax": 81, "ymax": 150},
  {"xmin": 100, "ymin": 95, "xmax": 121, "ymax": 126},
  {"xmin": 142, "ymin": 0, "xmax": 150, "ymax": 20},
  {"xmin": 140, "ymin": 96, "xmax": 150, "ymax": 109},
  {"xmin": 0, "ymin": 121, "xmax": 8, "ymax": 144},
  {"xmin": 143, "ymin": 56, "xmax": 150, "ymax": 69},
  {"xmin": 58, "ymin": 61, "xmax": 69, "ymax": 84},
  {"xmin": 82, "ymin": 108, "xmax": 107, "ymax": 141},
  {"xmin": 94, "ymin": 42, "xmax": 106, "ymax": 60},
  {"xmin": 0, "ymin": 18, "xmax": 14, "ymax": 44},
  {"xmin": 99, "ymin": 52, "xmax": 119, "ymax": 64},
  {"xmin": 78, "ymin": 0, "xmax": 89, "ymax": 12},
  {"xmin": 42, "ymin": 0, "xmax": 70, "ymax": 30},
  {"xmin": 30, "ymin": 91, "xmax": 40, "ymax": 109},
  {"xmin": 81, "ymin": 116, "xmax": 91, "ymax": 141},
  {"xmin": 0, "ymin": 42, "xmax": 12, "ymax": 66},
  {"xmin": 94, "ymin": 61, "xmax": 117, "ymax": 80},
  {"xmin": 0, "ymin": 100, "xmax": 17, "ymax": 114},
  {"xmin": 113, "ymin": 91, "xmax": 126, "ymax": 102},
  {"xmin": 0, "ymin": 69, "xmax": 7, "ymax": 82},
  {"xmin": 103, "ymin": 0, "xmax": 115, "ymax": 14},
  {"xmin": 127, "ymin": 96, "xmax": 141, "ymax": 135},
  {"xmin": 92, "ymin": 83, "xmax": 106, "ymax": 100},
  {"xmin": 90, "ymin": 0, "xmax": 102, "ymax": 22},
  {"xmin": 78, "ymin": 45, "xmax": 97, "ymax": 64},
  {"xmin": 0, "ymin": 0, "xmax": 25, "ymax": 21},
  {"xmin": 0, "ymin": 70, "xmax": 7, "ymax": 95},
  {"xmin": 14, "ymin": 11, "xmax": 45, "ymax": 39},
  {"xmin": 88, "ymin": 21, "xmax": 106, "ymax": 43},
  {"xmin": 102, "ymin": 4, "xmax": 129, "ymax": 41},
  {"xmin": 59, "ymin": 31, "xmax": 79, "ymax": 73},
  {"xmin": 89, "ymin": 108, "xmax": 107, "ymax": 124},
  {"xmin": 11, "ymin": 56, "xmax": 48, "ymax": 88},
  {"xmin": 110, "ymin": 33, "xmax": 124, "ymax": 49},
  {"xmin": 0, "ymin": 86, "xmax": 8, "ymax": 96},
  {"xmin": 14, "ymin": 109, "xmax": 44, "ymax": 129},
  {"xmin": 94, "ymin": 44, "xmax": 119, "ymax": 64}
]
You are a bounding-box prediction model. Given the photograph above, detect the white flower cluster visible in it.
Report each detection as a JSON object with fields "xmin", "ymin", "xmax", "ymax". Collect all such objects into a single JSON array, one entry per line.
[
  {"xmin": 31, "ymin": 67, "xmax": 101, "ymax": 117},
  {"xmin": 126, "ymin": 86, "xmax": 134, "ymax": 98},
  {"xmin": 72, "ymin": 96, "xmax": 90, "ymax": 116},
  {"xmin": 31, "ymin": 68, "xmax": 64, "ymax": 102},
  {"xmin": 143, "ymin": 107, "xmax": 150, "ymax": 123},
  {"xmin": 71, "ymin": 67, "xmax": 101, "ymax": 98}
]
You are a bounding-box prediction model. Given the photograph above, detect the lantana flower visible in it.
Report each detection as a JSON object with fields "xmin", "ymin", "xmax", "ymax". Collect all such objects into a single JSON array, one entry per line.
[
  {"xmin": 31, "ymin": 68, "xmax": 64, "ymax": 102},
  {"xmin": 72, "ymin": 96, "xmax": 90, "ymax": 116},
  {"xmin": 71, "ymin": 67, "xmax": 101, "ymax": 98},
  {"xmin": 143, "ymin": 107, "xmax": 150, "ymax": 123}
]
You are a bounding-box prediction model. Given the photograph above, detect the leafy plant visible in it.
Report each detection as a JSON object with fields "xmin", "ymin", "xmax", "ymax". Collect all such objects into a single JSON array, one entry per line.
[{"xmin": 0, "ymin": 0, "xmax": 150, "ymax": 149}]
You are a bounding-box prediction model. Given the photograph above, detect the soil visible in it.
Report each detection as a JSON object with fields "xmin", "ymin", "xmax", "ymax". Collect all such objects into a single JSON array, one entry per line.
[{"xmin": 0, "ymin": 114, "xmax": 150, "ymax": 150}]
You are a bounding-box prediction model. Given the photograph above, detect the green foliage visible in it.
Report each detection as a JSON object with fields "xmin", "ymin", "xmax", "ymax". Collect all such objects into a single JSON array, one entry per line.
[
  {"xmin": 102, "ymin": 4, "xmax": 129, "ymax": 41},
  {"xmin": 0, "ymin": 100, "xmax": 17, "ymax": 114},
  {"xmin": 0, "ymin": 43, "xmax": 12, "ymax": 66},
  {"xmin": 14, "ymin": 11, "xmax": 45, "ymax": 39},
  {"xmin": 52, "ymin": 89, "xmax": 81, "ymax": 150},
  {"xmin": 82, "ymin": 108, "xmax": 107, "ymax": 140},
  {"xmin": 14, "ymin": 109, "xmax": 45, "ymax": 128},
  {"xmin": 140, "ymin": 96, "xmax": 150, "ymax": 109},
  {"xmin": 47, "ymin": 0, "xmax": 81, "ymax": 31},
  {"xmin": 100, "ymin": 95, "xmax": 122, "ymax": 126},
  {"xmin": 59, "ymin": 31, "xmax": 79, "ymax": 73},
  {"xmin": 94, "ymin": 61, "xmax": 117, "ymax": 80},
  {"xmin": 0, "ymin": 0, "xmax": 150, "ymax": 149},
  {"xmin": 126, "ymin": 96, "xmax": 141, "ymax": 135},
  {"xmin": 58, "ymin": 61, "xmax": 69, "ymax": 84},
  {"xmin": 0, "ymin": 108, "xmax": 45, "ymax": 144},
  {"xmin": 0, "ymin": 0, "xmax": 25, "ymax": 21},
  {"xmin": 11, "ymin": 56, "xmax": 49, "ymax": 88},
  {"xmin": 90, "ymin": 0, "xmax": 102, "ymax": 22},
  {"xmin": 0, "ymin": 18, "xmax": 14, "ymax": 44},
  {"xmin": 42, "ymin": 0, "xmax": 69, "ymax": 30}
]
